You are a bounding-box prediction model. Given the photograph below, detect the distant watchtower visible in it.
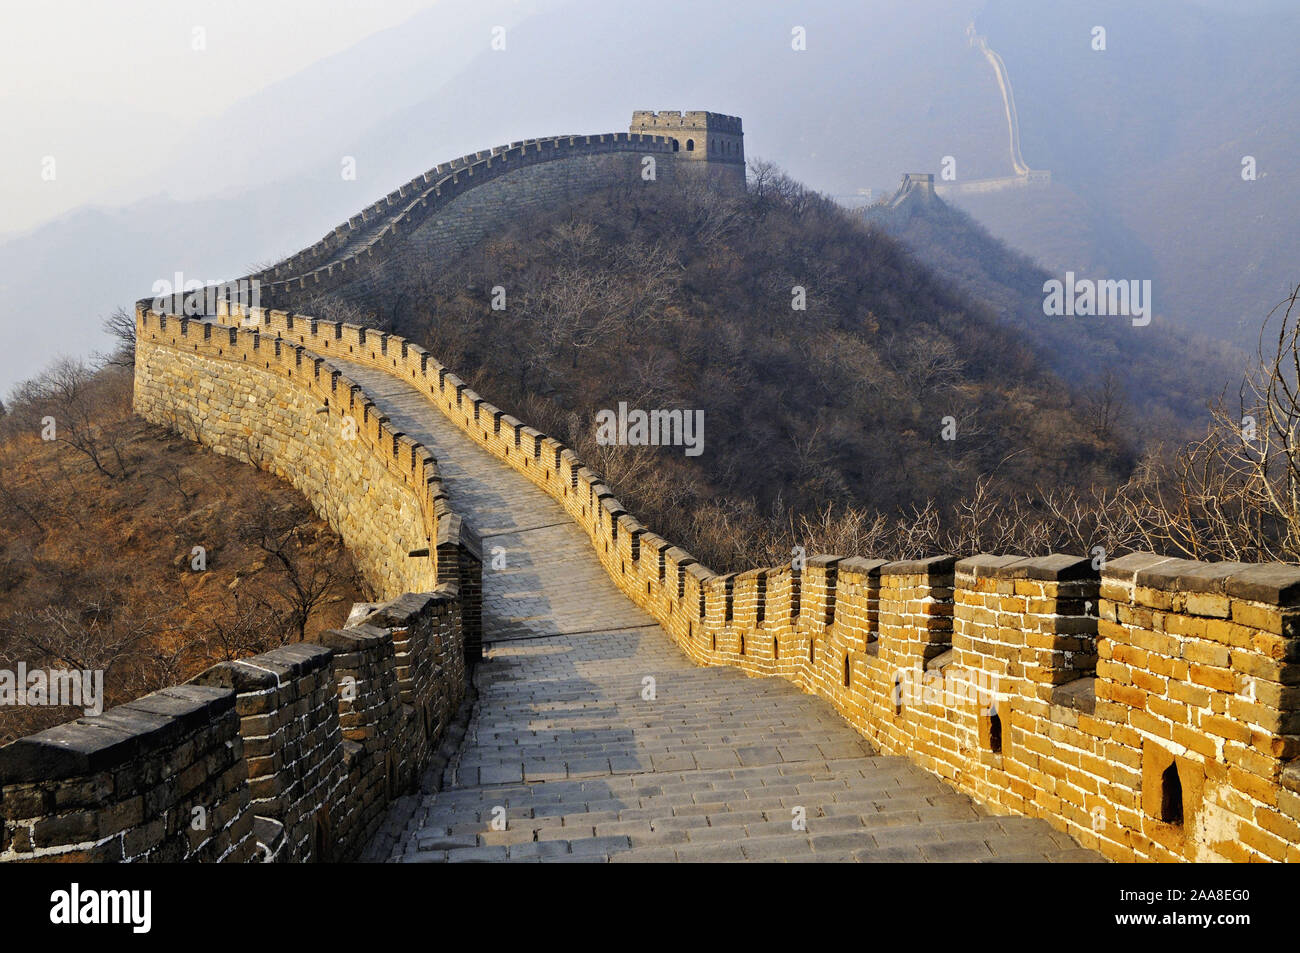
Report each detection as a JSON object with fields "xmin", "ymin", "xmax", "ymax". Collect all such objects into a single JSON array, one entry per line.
[
  {"xmin": 887, "ymin": 173, "xmax": 940, "ymax": 209},
  {"xmin": 630, "ymin": 110, "xmax": 745, "ymax": 181}
]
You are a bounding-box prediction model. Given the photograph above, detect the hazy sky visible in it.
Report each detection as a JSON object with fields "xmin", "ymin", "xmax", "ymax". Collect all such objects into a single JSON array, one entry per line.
[
  {"xmin": 2, "ymin": 0, "xmax": 1288, "ymax": 238},
  {"xmin": 0, "ymin": 0, "xmax": 440, "ymax": 236}
]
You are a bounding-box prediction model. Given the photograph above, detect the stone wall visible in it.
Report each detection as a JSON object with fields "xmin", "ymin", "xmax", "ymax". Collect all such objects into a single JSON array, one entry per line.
[
  {"xmin": 134, "ymin": 310, "xmax": 450, "ymax": 600},
  {"xmin": 224, "ymin": 305, "xmax": 1300, "ymax": 863},
  {"xmin": 382, "ymin": 153, "xmax": 668, "ymax": 293},
  {"xmin": 0, "ymin": 309, "xmax": 480, "ymax": 863},
  {"xmin": 0, "ymin": 685, "xmax": 255, "ymax": 862},
  {"xmin": 0, "ymin": 589, "xmax": 465, "ymax": 863},
  {"xmin": 240, "ymin": 134, "xmax": 684, "ymax": 310},
  {"xmin": 189, "ymin": 644, "xmax": 342, "ymax": 863},
  {"xmin": 299, "ymin": 150, "xmax": 687, "ymax": 308},
  {"xmin": 251, "ymin": 135, "xmax": 672, "ymax": 288},
  {"xmin": 142, "ymin": 117, "xmax": 743, "ymax": 314},
  {"xmin": 9, "ymin": 110, "xmax": 1294, "ymax": 863},
  {"xmin": 13, "ymin": 294, "xmax": 1296, "ymax": 863}
]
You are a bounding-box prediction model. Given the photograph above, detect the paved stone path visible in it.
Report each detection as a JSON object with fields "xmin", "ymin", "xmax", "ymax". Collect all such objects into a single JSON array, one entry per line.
[{"xmin": 337, "ymin": 359, "xmax": 1101, "ymax": 863}]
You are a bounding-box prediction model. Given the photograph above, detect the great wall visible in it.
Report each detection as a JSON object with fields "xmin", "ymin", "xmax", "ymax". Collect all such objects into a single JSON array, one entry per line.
[
  {"xmin": 2, "ymin": 111, "xmax": 1299, "ymax": 863},
  {"xmin": 246, "ymin": 110, "xmax": 746, "ymax": 310},
  {"xmin": 935, "ymin": 26, "xmax": 1051, "ymax": 197}
]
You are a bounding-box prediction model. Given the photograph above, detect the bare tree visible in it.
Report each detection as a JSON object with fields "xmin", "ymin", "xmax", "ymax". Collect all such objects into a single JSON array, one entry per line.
[
  {"xmin": 1083, "ymin": 368, "xmax": 1128, "ymax": 442},
  {"xmin": 28, "ymin": 359, "xmax": 131, "ymax": 479},
  {"xmin": 747, "ymin": 158, "xmax": 813, "ymax": 214},
  {"xmin": 162, "ymin": 462, "xmax": 199, "ymax": 509},
  {"xmin": 1094, "ymin": 285, "xmax": 1300, "ymax": 562},
  {"xmin": 102, "ymin": 307, "xmax": 136, "ymax": 368},
  {"xmin": 530, "ymin": 229, "xmax": 679, "ymax": 365},
  {"xmin": 0, "ymin": 445, "xmax": 49, "ymax": 534},
  {"xmin": 0, "ymin": 599, "xmax": 161, "ymax": 685},
  {"xmin": 238, "ymin": 499, "xmax": 351, "ymax": 642}
]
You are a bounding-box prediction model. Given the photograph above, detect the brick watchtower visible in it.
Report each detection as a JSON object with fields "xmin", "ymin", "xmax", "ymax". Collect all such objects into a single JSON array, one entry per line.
[{"xmin": 629, "ymin": 110, "xmax": 745, "ymax": 182}]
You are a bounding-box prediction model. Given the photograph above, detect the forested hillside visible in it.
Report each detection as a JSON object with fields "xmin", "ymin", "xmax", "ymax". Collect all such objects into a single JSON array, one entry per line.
[
  {"xmin": 0, "ymin": 357, "xmax": 364, "ymax": 742},
  {"xmin": 304, "ymin": 168, "xmax": 1159, "ymax": 570}
]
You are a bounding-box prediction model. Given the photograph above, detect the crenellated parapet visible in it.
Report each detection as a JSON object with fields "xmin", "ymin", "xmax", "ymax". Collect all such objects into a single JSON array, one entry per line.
[
  {"xmin": 0, "ymin": 591, "xmax": 464, "ymax": 863},
  {"xmin": 8, "ymin": 105, "xmax": 1297, "ymax": 862},
  {"xmin": 187, "ymin": 302, "xmax": 1297, "ymax": 863},
  {"xmin": 0, "ymin": 307, "xmax": 482, "ymax": 863},
  {"xmin": 180, "ymin": 113, "xmax": 746, "ymax": 312},
  {"xmin": 248, "ymin": 133, "xmax": 675, "ymax": 292},
  {"xmin": 131, "ymin": 307, "xmax": 478, "ymax": 602},
  {"xmin": 11, "ymin": 290, "xmax": 1299, "ymax": 863}
]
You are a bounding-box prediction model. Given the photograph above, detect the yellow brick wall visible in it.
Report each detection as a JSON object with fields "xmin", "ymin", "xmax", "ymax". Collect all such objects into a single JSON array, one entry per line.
[{"xmin": 196, "ymin": 303, "xmax": 1300, "ymax": 862}]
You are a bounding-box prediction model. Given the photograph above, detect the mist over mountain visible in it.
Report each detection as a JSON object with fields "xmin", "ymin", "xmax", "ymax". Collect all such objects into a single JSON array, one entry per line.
[
  {"xmin": 0, "ymin": 0, "xmax": 1000, "ymax": 392},
  {"xmin": 864, "ymin": 184, "xmax": 1244, "ymax": 444},
  {"xmin": 4, "ymin": 0, "xmax": 1298, "ymax": 392},
  {"xmin": 950, "ymin": 0, "xmax": 1300, "ymax": 344}
]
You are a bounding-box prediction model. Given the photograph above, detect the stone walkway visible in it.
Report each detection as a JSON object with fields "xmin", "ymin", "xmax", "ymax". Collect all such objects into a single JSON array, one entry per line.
[{"xmin": 336, "ymin": 359, "xmax": 1100, "ymax": 863}]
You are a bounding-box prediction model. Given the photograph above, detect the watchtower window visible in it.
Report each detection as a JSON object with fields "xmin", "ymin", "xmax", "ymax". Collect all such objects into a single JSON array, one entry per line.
[
  {"xmin": 672, "ymin": 139, "xmax": 679, "ymax": 152},
  {"xmin": 686, "ymin": 139, "xmax": 694, "ymax": 152}
]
